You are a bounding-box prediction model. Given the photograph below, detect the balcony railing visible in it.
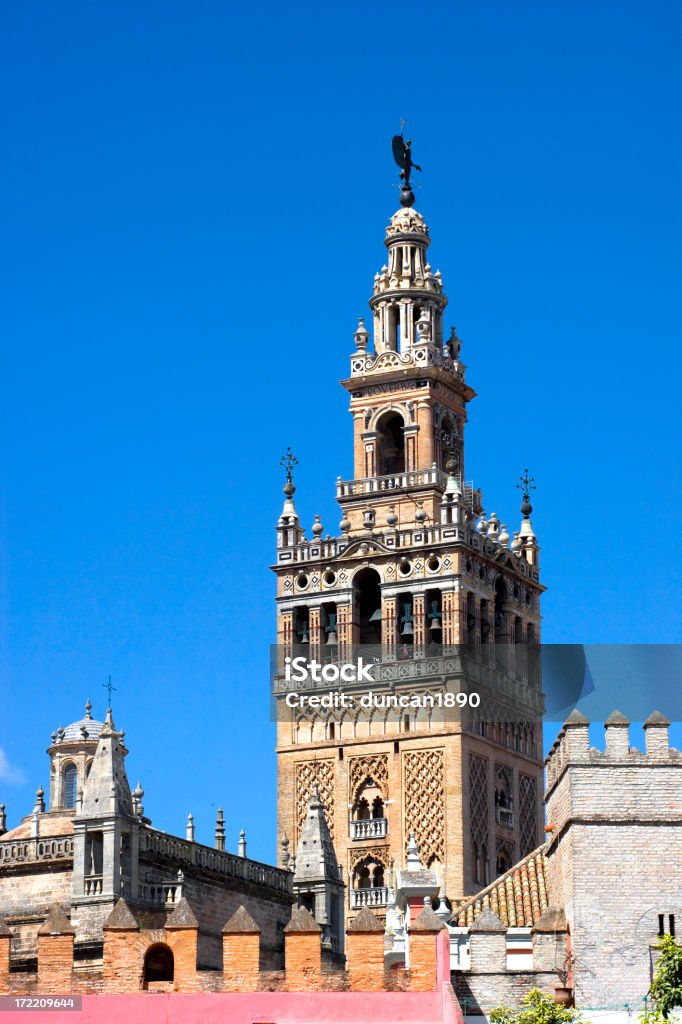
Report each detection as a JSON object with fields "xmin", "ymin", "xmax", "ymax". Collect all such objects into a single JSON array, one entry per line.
[
  {"xmin": 495, "ymin": 807, "xmax": 514, "ymax": 829},
  {"xmin": 337, "ymin": 468, "xmax": 449, "ymax": 497},
  {"xmin": 83, "ymin": 875, "xmax": 103, "ymax": 896},
  {"xmin": 0, "ymin": 836, "xmax": 74, "ymax": 866},
  {"xmin": 351, "ymin": 887, "xmax": 389, "ymax": 909},
  {"xmin": 350, "ymin": 818, "xmax": 387, "ymax": 841}
]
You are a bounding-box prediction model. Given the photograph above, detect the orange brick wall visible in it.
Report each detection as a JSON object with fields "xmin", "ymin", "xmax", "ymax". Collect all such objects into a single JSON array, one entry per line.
[
  {"xmin": 0, "ymin": 935, "xmax": 10, "ymax": 993},
  {"xmin": 222, "ymin": 933, "xmax": 260, "ymax": 992},
  {"xmin": 103, "ymin": 931, "xmax": 145, "ymax": 993},
  {"xmin": 284, "ymin": 932, "xmax": 321, "ymax": 990},
  {"xmin": 37, "ymin": 935, "xmax": 74, "ymax": 994},
  {"xmin": 409, "ymin": 932, "xmax": 439, "ymax": 992},
  {"xmin": 166, "ymin": 929, "xmax": 198, "ymax": 992},
  {"xmin": 346, "ymin": 932, "xmax": 385, "ymax": 991}
]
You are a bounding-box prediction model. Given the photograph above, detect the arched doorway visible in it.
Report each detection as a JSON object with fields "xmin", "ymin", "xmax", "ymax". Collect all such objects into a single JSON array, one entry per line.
[{"xmin": 143, "ymin": 944, "xmax": 174, "ymax": 987}]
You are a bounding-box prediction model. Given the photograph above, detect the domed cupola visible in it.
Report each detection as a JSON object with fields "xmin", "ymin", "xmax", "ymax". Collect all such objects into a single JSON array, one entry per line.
[
  {"xmin": 47, "ymin": 700, "xmax": 105, "ymax": 812},
  {"xmin": 368, "ymin": 206, "xmax": 447, "ymax": 359}
]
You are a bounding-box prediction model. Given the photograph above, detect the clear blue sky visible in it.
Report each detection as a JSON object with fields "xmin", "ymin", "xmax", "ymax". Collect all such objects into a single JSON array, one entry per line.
[{"xmin": 1, "ymin": 1, "xmax": 681, "ymax": 864}]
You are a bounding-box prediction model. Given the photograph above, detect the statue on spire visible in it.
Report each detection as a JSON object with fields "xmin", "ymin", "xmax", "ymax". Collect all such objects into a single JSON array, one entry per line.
[{"xmin": 392, "ymin": 123, "xmax": 422, "ymax": 207}]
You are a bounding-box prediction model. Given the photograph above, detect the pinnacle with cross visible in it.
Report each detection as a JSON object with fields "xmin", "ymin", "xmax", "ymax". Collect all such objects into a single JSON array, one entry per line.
[
  {"xmin": 517, "ymin": 469, "xmax": 536, "ymax": 519},
  {"xmin": 103, "ymin": 675, "xmax": 117, "ymax": 707}
]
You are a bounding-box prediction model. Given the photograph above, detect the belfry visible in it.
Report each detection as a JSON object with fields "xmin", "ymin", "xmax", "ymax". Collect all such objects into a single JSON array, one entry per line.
[{"xmin": 273, "ymin": 159, "xmax": 545, "ymax": 916}]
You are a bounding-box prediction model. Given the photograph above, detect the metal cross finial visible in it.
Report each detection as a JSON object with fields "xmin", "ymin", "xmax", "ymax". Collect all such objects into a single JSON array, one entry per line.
[
  {"xmin": 517, "ymin": 469, "xmax": 536, "ymax": 500},
  {"xmin": 517, "ymin": 469, "xmax": 536, "ymax": 519},
  {"xmin": 280, "ymin": 447, "xmax": 299, "ymax": 483},
  {"xmin": 103, "ymin": 675, "xmax": 117, "ymax": 706}
]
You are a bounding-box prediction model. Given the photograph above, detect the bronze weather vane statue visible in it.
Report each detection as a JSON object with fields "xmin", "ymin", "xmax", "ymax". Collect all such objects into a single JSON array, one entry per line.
[{"xmin": 392, "ymin": 121, "xmax": 422, "ymax": 207}]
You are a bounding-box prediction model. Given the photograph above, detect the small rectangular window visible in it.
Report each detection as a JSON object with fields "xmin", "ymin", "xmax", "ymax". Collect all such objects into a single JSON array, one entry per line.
[
  {"xmin": 670, "ymin": 915, "xmax": 676, "ymax": 937},
  {"xmin": 659, "ymin": 914, "xmax": 666, "ymax": 936}
]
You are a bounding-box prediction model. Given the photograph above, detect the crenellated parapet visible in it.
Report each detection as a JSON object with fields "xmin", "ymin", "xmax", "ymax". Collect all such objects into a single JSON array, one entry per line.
[
  {"xmin": 0, "ymin": 900, "xmax": 452, "ymax": 997},
  {"xmin": 545, "ymin": 708, "xmax": 680, "ymax": 802}
]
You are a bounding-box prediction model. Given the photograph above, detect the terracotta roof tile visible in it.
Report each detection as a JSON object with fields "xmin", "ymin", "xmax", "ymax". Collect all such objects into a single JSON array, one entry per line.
[{"xmin": 457, "ymin": 844, "xmax": 550, "ymax": 928}]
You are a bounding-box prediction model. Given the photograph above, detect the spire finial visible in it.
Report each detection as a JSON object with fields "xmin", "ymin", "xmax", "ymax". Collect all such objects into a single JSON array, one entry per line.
[
  {"xmin": 517, "ymin": 469, "xmax": 536, "ymax": 519},
  {"xmin": 215, "ymin": 807, "xmax": 226, "ymax": 851},
  {"xmin": 84, "ymin": 698, "xmax": 92, "ymax": 719},
  {"xmin": 103, "ymin": 675, "xmax": 116, "ymax": 707},
  {"xmin": 280, "ymin": 447, "xmax": 298, "ymax": 494}
]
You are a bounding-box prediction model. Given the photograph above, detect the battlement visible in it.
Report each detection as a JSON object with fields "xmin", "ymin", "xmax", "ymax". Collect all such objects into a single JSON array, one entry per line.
[
  {"xmin": 545, "ymin": 709, "xmax": 680, "ymax": 795},
  {"xmin": 0, "ymin": 900, "xmax": 452, "ymax": 1000}
]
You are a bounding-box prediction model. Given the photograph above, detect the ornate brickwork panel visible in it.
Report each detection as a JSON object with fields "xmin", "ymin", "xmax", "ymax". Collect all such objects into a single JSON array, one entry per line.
[
  {"xmin": 348, "ymin": 844, "xmax": 390, "ymax": 874},
  {"xmin": 348, "ymin": 753, "xmax": 389, "ymax": 803},
  {"xmin": 519, "ymin": 773, "xmax": 537, "ymax": 857},
  {"xmin": 295, "ymin": 760, "xmax": 334, "ymax": 841},
  {"xmin": 403, "ymin": 749, "xmax": 445, "ymax": 864},
  {"xmin": 469, "ymin": 753, "xmax": 489, "ymax": 849}
]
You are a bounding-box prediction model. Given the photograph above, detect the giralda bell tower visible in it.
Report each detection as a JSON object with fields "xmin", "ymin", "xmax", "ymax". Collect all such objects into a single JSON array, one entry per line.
[{"xmin": 273, "ymin": 148, "xmax": 545, "ymax": 915}]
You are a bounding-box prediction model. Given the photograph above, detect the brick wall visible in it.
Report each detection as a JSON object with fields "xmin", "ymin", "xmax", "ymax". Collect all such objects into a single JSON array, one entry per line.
[{"xmin": 37, "ymin": 934, "xmax": 74, "ymax": 994}]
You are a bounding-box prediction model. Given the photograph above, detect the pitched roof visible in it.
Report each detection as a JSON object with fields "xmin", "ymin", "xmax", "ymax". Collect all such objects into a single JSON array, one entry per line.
[
  {"xmin": 103, "ymin": 899, "xmax": 139, "ymax": 931},
  {"xmin": 223, "ymin": 905, "xmax": 261, "ymax": 934},
  {"xmin": 284, "ymin": 906, "xmax": 321, "ymax": 933},
  {"xmin": 456, "ymin": 844, "xmax": 550, "ymax": 928},
  {"xmin": 38, "ymin": 905, "xmax": 75, "ymax": 936},
  {"xmin": 564, "ymin": 709, "xmax": 589, "ymax": 726},
  {"xmin": 410, "ymin": 906, "xmax": 448, "ymax": 932},
  {"xmin": 348, "ymin": 906, "xmax": 384, "ymax": 933},
  {"xmin": 644, "ymin": 711, "xmax": 671, "ymax": 727},
  {"xmin": 0, "ymin": 814, "xmax": 75, "ymax": 841},
  {"xmin": 470, "ymin": 907, "xmax": 505, "ymax": 932},
  {"xmin": 165, "ymin": 897, "xmax": 198, "ymax": 929}
]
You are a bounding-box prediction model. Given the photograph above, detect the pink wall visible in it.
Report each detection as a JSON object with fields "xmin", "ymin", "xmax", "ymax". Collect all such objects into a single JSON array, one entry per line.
[{"xmin": 2, "ymin": 988, "xmax": 460, "ymax": 1024}]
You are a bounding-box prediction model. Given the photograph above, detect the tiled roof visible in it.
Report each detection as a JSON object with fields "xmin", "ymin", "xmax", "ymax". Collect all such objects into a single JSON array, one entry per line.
[
  {"xmin": 456, "ymin": 844, "xmax": 549, "ymax": 928},
  {"xmin": 1, "ymin": 814, "xmax": 75, "ymax": 841},
  {"xmin": 61, "ymin": 717, "xmax": 104, "ymax": 742}
]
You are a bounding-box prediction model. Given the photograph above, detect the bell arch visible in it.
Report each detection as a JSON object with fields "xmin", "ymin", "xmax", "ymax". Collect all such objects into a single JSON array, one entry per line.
[
  {"xmin": 375, "ymin": 411, "xmax": 405, "ymax": 476},
  {"xmin": 352, "ymin": 567, "xmax": 382, "ymax": 645}
]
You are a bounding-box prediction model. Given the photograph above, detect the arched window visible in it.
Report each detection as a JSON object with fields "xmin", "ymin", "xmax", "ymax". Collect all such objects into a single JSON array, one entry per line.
[
  {"xmin": 376, "ymin": 413, "xmax": 405, "ymax": 476},
  {"xmin": 353, "ymin": 568, "xmax": 382, "ymax": 645},
  {"xmin": 63, "ymin": 764, "xmax": 78, "ymax": 809},
  {"xmin": 353, "ymin": 855, "xmax": 386, "ymax": 891},
  {"xmin": 143, "ymin": 944, "xmax": 174, "ymax": 986},
  {"xmin": 352, "ymin": 777, "xmax": 385, "ymax": 822},
  {"xmin": 356, "ymin": 798, "xmax": 370, "ymax": 821}
]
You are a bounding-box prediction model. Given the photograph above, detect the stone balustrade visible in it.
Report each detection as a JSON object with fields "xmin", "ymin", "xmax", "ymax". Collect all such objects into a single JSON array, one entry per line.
[
  {"xmin": 0, "ymin": 836, "xmax": 74, "ymax": 866},
  {"xmin": 350, "ymin": 886, "xmax": 389, "ymax": 909},
  {"xmin": 350, "ymin": 819, "xmax": 387, "ymax": 841},
  {"xmin": 140, "ymin": 827, "xmax": 292, "ymax": 897}
]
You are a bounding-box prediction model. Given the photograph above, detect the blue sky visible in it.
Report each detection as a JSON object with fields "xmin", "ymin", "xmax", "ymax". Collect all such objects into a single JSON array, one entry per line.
[{"xmin": 1, "ymin": 1, "xmax": 681, "ymax": 864}]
